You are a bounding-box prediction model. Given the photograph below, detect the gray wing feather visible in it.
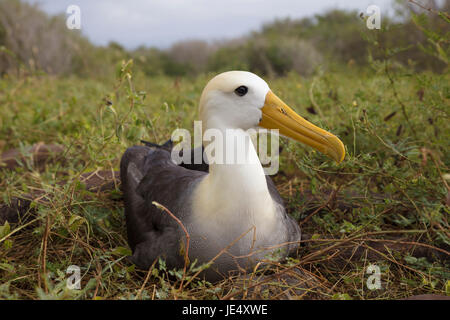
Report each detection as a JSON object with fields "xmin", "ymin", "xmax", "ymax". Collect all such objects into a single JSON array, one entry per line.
[
  {"xmin": 120, "ymin": 145, "xmax": 206, "ymax": 269},
  {"xmin": 120, "ymin": 144, "xmax": 300, "ymax": 271}
]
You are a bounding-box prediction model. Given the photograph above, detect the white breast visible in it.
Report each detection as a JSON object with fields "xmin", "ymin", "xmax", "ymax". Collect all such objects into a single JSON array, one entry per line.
[{"xmin": 188, "ymin": 129, "xmax": 287, "ymax": 261}]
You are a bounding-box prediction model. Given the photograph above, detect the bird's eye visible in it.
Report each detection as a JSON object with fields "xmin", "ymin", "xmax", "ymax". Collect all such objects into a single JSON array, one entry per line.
[{"xmin": 234, "ymin": 86, "xmax": 248, "ymax": 97}]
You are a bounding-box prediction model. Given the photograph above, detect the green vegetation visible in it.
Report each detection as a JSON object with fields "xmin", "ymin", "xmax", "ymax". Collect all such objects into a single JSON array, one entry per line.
[
  {"xmin": 1, "ymin": 0, "xmax": 448, "ymax": 78},
  {"xmin": 0, "ymin": 0, "xmax": 449, "ymax": 299}
]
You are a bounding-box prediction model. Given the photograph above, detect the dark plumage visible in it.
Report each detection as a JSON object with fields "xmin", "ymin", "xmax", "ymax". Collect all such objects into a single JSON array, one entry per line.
[
  {"xmin": 119, "ymin": 71, "xmax": 345, "ymax": 281},
  {"xmin": 120, "ymin": 142, "xmax": 301, "ymax": 280}
]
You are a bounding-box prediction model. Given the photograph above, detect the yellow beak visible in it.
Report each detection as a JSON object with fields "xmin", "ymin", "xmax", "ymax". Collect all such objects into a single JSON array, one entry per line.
[{"xmin": 259, "ymin": 91, "xmax": 345, "ymax": 163}]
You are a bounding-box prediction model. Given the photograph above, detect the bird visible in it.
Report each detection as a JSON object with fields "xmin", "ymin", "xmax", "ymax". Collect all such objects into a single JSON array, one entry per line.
[{"xmin": 120, "ymin": 71, "xmax": 345, "ymax": 281}]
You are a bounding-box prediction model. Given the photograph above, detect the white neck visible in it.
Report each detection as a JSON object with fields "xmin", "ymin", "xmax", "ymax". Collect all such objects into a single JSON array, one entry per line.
[
  {"xmin": 191, "ymin": 128, "xmax": 277, "ymax": 243},
  {"xmin": 207, "ymin": 128, "xmax": 267, "ymax": 194}
]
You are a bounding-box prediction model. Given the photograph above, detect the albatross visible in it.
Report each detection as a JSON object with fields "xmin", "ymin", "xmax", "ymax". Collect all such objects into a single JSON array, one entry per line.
[{"xmin": 120, "ymin": 71, "xmax": 345, "ymax": 281}]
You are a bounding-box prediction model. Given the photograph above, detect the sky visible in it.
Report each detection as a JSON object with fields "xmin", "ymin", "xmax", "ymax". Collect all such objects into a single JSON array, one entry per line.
[{"xmin": 25, "ymin": 0, "xmax": 396, "ymax": 49}]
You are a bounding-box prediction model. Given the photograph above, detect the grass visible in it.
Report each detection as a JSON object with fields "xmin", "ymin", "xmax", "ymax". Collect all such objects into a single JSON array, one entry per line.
[{"xmin": 0, "ymin": 60, "xmax": 449, "ymax": 299}]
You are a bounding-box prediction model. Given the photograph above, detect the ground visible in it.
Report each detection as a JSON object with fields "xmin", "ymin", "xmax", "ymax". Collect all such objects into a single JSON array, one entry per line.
[{"xmin": 0, "ymin": 62, "xmax": 449, "ymax": 299}]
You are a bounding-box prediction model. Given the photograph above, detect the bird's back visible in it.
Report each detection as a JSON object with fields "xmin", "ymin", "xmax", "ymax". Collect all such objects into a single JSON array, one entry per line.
[{"xmin": 120, "ymin": 144, "xmax": 301, "ymax": 280}]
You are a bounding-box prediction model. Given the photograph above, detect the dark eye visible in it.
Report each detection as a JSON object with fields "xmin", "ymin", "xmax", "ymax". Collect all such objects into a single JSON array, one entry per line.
[{"xmin": 234, "ymin": 86, "xmax": 248, "ymax": 97}]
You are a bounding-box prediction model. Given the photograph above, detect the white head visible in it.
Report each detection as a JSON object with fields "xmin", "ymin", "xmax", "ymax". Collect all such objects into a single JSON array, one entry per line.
[
  {"xmin": 199, "ymin": 71, "xmax": 269, "ymax": 131},
  {"xmin": 198, "ymin": 70, "xmax": 345, "ymax": 163}
]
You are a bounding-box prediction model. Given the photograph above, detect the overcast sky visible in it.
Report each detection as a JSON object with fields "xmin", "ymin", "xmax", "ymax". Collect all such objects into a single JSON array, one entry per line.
[{"xmin": 25, "ymin": 0, "xmax": 395, "ymax": 49}]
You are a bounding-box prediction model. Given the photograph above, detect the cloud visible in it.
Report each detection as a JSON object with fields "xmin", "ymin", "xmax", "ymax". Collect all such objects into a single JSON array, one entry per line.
[{"xmin": 25, "ymin": 0, "xmax": 394, "ymax": 48}]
